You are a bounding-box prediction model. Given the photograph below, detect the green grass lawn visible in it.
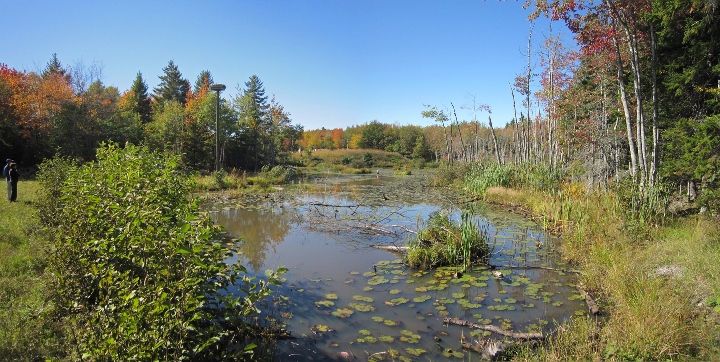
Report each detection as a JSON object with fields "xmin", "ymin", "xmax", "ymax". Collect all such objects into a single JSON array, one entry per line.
[{"xmin": 0, "ymin": 180, "xmax": 64, "ymax": 361}]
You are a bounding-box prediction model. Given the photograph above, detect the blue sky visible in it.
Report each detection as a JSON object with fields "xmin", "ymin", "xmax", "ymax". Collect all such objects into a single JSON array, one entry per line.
[{"xmin": 0, "ymin": 0, "xmax": 569, "ymax": 131}]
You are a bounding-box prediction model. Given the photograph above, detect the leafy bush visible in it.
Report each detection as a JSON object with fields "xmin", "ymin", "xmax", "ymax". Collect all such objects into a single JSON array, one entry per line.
[{"xmin": 37, "ymin": 143, "xmax": 285, "ymax": 361}]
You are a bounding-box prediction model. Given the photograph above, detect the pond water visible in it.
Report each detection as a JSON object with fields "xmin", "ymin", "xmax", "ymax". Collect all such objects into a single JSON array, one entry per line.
[{"xmin": 210, "ymin": 172, "xmax": 586, "ymax": 361}]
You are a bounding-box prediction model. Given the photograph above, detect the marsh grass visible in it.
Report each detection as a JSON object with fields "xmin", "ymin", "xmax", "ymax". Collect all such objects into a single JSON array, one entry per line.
[
  {"xmin": 407, "ymin": 211, "xmax": 489, "ymax": 270},
  {"xmin": 480, "ymin": 182, "xmax": 720, "ymax": 361}
]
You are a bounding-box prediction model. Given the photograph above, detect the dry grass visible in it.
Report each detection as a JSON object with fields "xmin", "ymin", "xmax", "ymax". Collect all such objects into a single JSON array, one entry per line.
[{"xmin": 480, "ymin": 184, "xmax": 720, "ymax": 361}]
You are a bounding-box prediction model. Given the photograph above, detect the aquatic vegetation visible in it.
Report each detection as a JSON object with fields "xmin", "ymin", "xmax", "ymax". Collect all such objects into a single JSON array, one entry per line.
[
  {"xmin": 406, "ymin": 211, "xmax": 490, "ymax": 270},
  {"xmin": 315, "ymin": 300, "xmax": 335, "ymax": 308},
  {"xmin": 385, "ymin": 297, "xmax": 409, "ymax": 306},
  {"xmin": 332, "ymin": 308, "xmax": 354, "ymax": 318},
  {"xmin": 325, "ymin": 293, "xmax": 338, "ymax": 300},
  {"xmin": 383, "ymin": 319, "xmax": 401, "ymax": 327},
  {"xmin": 313, "ymin": 324, "xmax": 332, "ymax": 332},
  {"xmin": 405, "ymin": 347, "xmax": 426, "ymax": 356},
  {"xmin": 412, "ymin": 295, "xmax": 432, "ymax": 303},
  {"xmin": 379, "ymin": 335, "xmax": 395, "ymax": 343},
  {"xmin": 399, "ymin": 330, "xmax": 421, "ymax": 343},
  {"xmin": 359, "ymin": 330, "xmax": 372, "ymax": 336},
  {"xmin": 348, "ymin": 302, "xmax": 375, "ymax": 312},
  {"xmin": 368, "ymin": 276, "xmax": 390, "ymax": 285},
  {"xmin": 353, "ymin": 295, "xmax": 374, "ymax": 302},
  {"xmin": 389, "ymin": 289, "xmax": 401, "ymax": 295}
]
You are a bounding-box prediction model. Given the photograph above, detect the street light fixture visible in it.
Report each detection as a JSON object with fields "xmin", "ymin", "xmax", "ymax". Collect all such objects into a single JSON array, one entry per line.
[{"xmin": 210, "ymin": 84, "xmax": 226, "ymax": 172}]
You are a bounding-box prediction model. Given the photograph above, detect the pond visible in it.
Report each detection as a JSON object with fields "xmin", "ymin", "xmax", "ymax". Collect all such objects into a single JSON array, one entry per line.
[{"xmin": 210, "ymin": 172, "xmax": 587, "ymax": 361}]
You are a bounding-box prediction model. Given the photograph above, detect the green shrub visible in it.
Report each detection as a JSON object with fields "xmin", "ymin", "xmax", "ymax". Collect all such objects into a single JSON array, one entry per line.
[{"xmin": 37, "ymin": 143, "xmax": 285, "ymax": 361}]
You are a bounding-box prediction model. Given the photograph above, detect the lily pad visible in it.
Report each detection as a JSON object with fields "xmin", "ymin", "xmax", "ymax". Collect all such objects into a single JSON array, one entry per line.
[
  {"xmin": 368, "ymin": 276, "xmax": 390, "ymax": 285},
  {"xmin": 315, "ymin": 300, "xmax": 335, "ymax": 308},
  {"xmin": 451, "ymin": 292, "xmax": 466, "ymax": 299},
  {"xmin": 383, "ymin": 319, "xmax": 400, "ymax": 327},
  {"xmin": 313, "ymin": 324, "xmax": 332, "ymax": 332},
  {"xmin": 331, "ymin": 308, "xmax": 354, "ymax": 318},
  {"xmin": 353, "ymin": 295, "xmax": 374, "ymax": 302},
  {"xmin": 389, "ymin": 289, "xmax": 401, "ymax": 295},
  {"xmin": 379, "ymin": 335, "xmax": 395, "ymax": 343},
  {"xmin": 412, "ymin": 295, "xmax": 432, "ymax": 303},
  {"xmin": 349, "ymin": 302, "xmax": 375, "ymax": 312},
  {"xmin": 325, "ymin": 293, "xmax": 338, "ymax": 300},
  {"xmin": 372, "ymin": 316, "xmax": 385, "ymax": 322},
  {"xmin": 363, "ymin": 286, "xmax": 374, "ymax": 292},
  {"xmin": 399, "ymin": 330, "xmax": 421, "ymax": 343},
  {"xmin": 385, "ymin": 297, "xmax": 409, "ymax": 306},
  {"xmin": 406, "ymin": 348, "xmax": 426, "ymax": 356},
  {"xmin": 359, "ymin": 329, "xmax": 372, "ymax": 336}
]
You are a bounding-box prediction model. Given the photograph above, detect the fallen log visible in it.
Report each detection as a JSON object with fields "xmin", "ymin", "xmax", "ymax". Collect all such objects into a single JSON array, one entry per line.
[
  {"xmin": 488, "ymin": 264, "xmax": 581, "ymax": 274},
  {"xmin": 371, "ymin": 245, "xmax": 408, "ymax": 253},
  {"xmin": 443, "ymin": 317, "xmax": 544, "ymax": 340},
  {"xmin": 576, "ymin": 284, "xmax": 600, "ymax": 315}
]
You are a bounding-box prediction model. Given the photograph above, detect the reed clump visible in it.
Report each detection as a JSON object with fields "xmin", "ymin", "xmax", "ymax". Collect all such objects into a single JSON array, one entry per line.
[{"xmin": 406, "ymin": 211, "xmax": 489, "ymax": 270}]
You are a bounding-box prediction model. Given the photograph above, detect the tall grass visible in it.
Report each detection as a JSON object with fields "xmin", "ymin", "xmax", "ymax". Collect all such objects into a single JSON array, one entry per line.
[
  {"xmin": 406, "ymin": 211, "xmax": 488, "ymax": 270},
  {"xmin": 473, "ymin": 174, "xmax": 720, "ymax": 360},
  {"xmin": 464, "ymin": 163, "xmax": 563, "ymax": 196}
]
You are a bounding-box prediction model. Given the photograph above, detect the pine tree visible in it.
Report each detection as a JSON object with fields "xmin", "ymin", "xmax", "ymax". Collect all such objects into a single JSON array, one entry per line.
[
  {"xmin": 153, "ymin": 60, "xmax": 190, "ymax": 105},
  {"xmin": 193, "ymin": 70, "xmax": 213, "ymax": 94},
  {"xmin": 237, "ymin": 75, "xmax": 269, "ymax": 130},
  {"xmin": 42, "ymin": 53, "xmax": 70, "ymax": 81},
  {"xmin": 130, "ymin": 72, "xmax": 152, "ymax": 123}
]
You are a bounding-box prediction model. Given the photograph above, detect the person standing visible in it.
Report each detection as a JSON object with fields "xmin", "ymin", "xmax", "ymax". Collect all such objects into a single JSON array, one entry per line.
[
  {"xmin": 9, "ymin": 163, "xmax": 19, "ymax": 202},
  {"xmin": 3, "ymin": 159, "xmax": 12, "ymax": 201}
]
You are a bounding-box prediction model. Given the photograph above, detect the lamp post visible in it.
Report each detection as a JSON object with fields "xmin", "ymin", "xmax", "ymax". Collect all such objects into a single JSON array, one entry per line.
[{"xmin": 210, "ymin": 84, "xmax": 226, "ymax": 172}]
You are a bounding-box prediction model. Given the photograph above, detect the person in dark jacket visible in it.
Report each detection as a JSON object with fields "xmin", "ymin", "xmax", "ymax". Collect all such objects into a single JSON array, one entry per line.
[
  {"xmin": 3, "ymin": 159, "xmax": 11, "ymax": 201},
  {"xmin": 9, "ymin": 163, "xmax": 19, "ymax": 202}
]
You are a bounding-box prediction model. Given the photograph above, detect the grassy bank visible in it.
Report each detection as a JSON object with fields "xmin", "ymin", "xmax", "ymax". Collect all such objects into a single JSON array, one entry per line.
[
  {"xmin": 0, "ymin": 180, "xmax": 64, "ymax": 360},
  {"xmin": 463, "ymin": 167, "xmax": 720, "ymax": 360}
]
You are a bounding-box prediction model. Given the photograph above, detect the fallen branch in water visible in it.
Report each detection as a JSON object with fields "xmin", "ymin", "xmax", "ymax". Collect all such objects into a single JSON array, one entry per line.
[
  {"xmin": 488, "ymin": 264, "xmax": 581, "ymax": 274},
  {"xmin": 371, "ymin": 245, "xmax": 408, "ymax": 253},
  {"xmin": 576, "ymin": 284, "xmax": 600, "ymax": 315},
  {"xmin": 443, "ymin": 317, "xmax": 544, "ymax": 340}
]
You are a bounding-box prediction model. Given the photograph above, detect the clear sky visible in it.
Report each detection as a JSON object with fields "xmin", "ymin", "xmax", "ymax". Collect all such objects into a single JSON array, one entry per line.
[{"xmin": 0, "ymin": 0, "xmax": 568, "ymax": 131}]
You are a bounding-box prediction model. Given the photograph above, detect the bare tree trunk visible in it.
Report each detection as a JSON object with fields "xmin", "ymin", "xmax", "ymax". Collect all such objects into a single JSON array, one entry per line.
[
  {"xmin": 525, "ymin": 22, "xmax": 534, "ymax": 164},
  {"xmin": 451, "ymin": 103, "xmax": 467, "ymax": 163},
  {"xmin": 650, "ymin": 22, "xmax": 659, "ymax": 186},
  {"xmin": 488, "ymin": 116, "xmax": 502, "ymax": 165},
  {"xmin": 613, "ymin": 31, "xmax": 638, "ymax": 178},
  {"xmin": 510, "ymin": 84, "xmax": 520, "ymax": 164}
]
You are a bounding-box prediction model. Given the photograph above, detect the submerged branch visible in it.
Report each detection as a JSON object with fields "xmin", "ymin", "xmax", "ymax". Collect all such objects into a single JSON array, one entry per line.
[{"xmin": 443, "ymin": 317, "xmax": 544, "ymax": 340}]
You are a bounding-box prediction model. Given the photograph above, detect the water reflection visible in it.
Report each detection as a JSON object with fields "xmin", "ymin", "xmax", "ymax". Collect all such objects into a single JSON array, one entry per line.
[{"xmin": 214, "ymin": 206, "xmax": 296, "ymax": 272}]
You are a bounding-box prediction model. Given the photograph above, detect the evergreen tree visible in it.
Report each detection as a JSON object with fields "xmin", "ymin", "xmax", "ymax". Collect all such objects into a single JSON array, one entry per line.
[
  {"xmin": 237, "ymin": 75, "xmax": 269, "ymax": 129},
  {"xmin": 153, "ymin": 60, "xmax": 190, "ymax": 106},
  {"xmin": 230, "ymin": 75, "xmax": 270, "ymax": 170},
  {"xmin": 130, "ymin": 72, "xmax": 152, "ymax": 123},
  {"xmin": 193, "ymin": 70, "xmax": 213, "ymax": 94},
  {"xmin": 42, "ymin": 53, "xmax": 69, "ymax": 80}
]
